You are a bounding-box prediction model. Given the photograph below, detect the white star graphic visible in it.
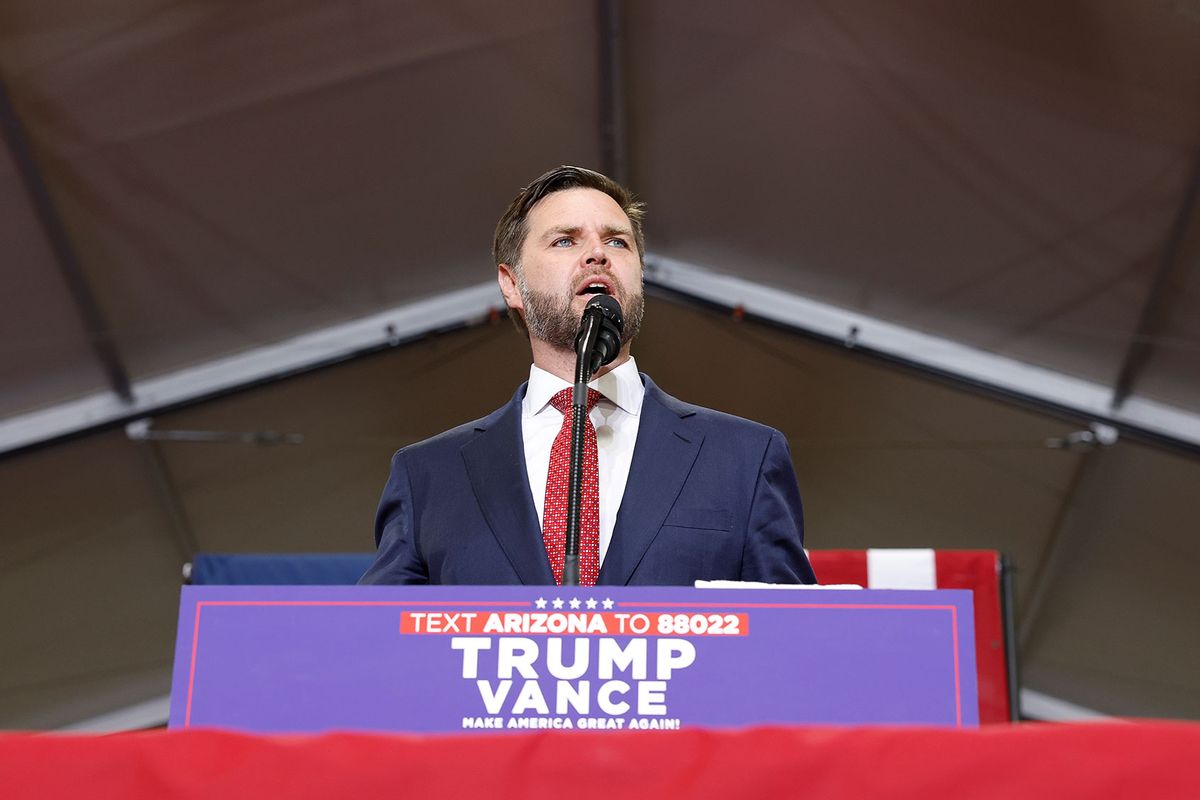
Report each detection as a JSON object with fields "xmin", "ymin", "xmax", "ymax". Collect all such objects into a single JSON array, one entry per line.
[
  {"xmin": 534, "ymin": 597, "xmax": 547, "ymax": 609},
  {"xmin": 568, "ymin": 597, "xmax": 582, "ymax": 609},
  {"xmin": 585, "ymin": 598, "xmax": 598, "ymax": 610},
  {"xmin": 552, "ymin": 597, "xmax": 565, "ymax": 609},
  {"xmin": 601, "ymin": 598, "xmax": 614, "ymax": 610}
]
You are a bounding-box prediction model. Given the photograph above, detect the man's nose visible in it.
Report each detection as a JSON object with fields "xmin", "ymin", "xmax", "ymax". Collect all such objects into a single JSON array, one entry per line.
[{"xmin": 584, "ymin": 244, "xmax": 608, "ymax": 266}]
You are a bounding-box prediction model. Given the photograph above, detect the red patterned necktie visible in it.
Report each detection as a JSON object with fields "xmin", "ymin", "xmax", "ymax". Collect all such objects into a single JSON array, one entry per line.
[{"xmin": 543, "ymin": 387, "xmax": 601, "ymax": 586}]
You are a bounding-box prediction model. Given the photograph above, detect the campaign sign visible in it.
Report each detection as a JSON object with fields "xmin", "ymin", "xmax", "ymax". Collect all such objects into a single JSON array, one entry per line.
[{"xmin": 169, "ymin": 585, "xmax": 977, "ymax": 733}]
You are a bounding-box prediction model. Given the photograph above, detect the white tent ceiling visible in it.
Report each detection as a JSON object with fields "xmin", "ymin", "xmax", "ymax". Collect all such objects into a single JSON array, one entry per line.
[{"xmin": 1, "ymin": 1, "xmax": 1198, "ymax": 728}]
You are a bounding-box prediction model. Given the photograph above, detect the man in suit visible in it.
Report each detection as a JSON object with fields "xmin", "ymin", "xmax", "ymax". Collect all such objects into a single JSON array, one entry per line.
[{"xmin": 360, "ymin": 166, "xmax": 815, "ymax": 586}]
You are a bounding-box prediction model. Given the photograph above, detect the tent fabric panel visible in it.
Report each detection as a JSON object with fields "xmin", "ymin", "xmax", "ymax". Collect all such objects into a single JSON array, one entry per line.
[
  {"xmin": 1019, "ymin": 441, "xmax": 1200, "ymax": 719},
  {"xmin": 0, "ymin": 430, "xmax": 181, "ymax": 729},
  {"xmin": 2, "ymin": 0, "xmax": 601, "ymax": 385},
  {"xmin": 0, "ymin": 143, "xmax": 112, "ymax": 417},
  {"xmin": 627, "ymin": 0, "xmax": 1199, "ymax": 399},
  {"xmin": 1121, "ymin": 194, "xmax": 1200, "ymax": 410}
]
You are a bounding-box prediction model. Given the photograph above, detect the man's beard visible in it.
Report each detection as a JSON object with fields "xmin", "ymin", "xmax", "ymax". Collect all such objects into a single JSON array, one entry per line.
[{"xmin": 517, "ymin": 271, "xmax": 644, "ymax": 352}]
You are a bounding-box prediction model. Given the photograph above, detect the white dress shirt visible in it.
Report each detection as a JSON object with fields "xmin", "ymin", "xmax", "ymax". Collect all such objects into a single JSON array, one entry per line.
[{"xmin": 522, "ymin": 357, "xmax": 644, "ymax": 566}]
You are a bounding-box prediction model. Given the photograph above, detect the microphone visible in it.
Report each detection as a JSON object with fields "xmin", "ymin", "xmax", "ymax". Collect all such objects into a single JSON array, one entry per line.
[
  {"xmin": 562, "ymin": 293, "xmax": 624, "ymax": 587},
  {"xmin": 574, "ymin": 293, "xmax": 624, "ymax": 377}
]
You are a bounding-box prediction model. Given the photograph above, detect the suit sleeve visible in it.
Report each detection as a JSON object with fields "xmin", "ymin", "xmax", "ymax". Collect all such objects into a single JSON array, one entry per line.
[
  {"xmin": 358, "ymin": 449, "xmax": 430, "ymax": 585},
  {"xmin": 740, "ymin": 429, "xmax": 817, "ymax": 584}
]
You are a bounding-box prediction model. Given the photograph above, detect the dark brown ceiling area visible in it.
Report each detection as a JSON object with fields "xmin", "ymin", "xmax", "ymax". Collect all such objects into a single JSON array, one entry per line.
[{"xmin": 1, "ymin": 1, "xmax": 1198, "ymax": 728}]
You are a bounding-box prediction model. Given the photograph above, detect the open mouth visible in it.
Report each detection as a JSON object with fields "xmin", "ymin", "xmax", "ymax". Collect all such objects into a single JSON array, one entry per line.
[{"xmin": 576, "ymin": 278, "xmax": 614, "ymax": 297}]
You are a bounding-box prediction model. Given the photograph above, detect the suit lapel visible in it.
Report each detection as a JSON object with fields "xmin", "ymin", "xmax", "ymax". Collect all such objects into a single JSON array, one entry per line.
[
  {"xmin": 599, "ymin": 377, "xmax": 703, "ymax": 585},
  {"xmin": 461, "ymin": 386, "xmax": 555, "ymax": 585}
]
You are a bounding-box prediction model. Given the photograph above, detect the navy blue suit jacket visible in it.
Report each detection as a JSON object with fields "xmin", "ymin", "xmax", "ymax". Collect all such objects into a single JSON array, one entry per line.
[{"xmin": 359, "ymin": 375, "xmax": 815, "ymax": 586}]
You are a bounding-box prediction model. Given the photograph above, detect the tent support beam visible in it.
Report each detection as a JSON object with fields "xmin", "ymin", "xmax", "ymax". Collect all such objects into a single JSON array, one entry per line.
[
  {"xmin": 134, "ymin": 434, "xmax": 201, "ymax": 563},
  {"xmin": 0, "ymin": 74, "xmax": 134, "ymax": 403},
  {"xmin": 1019, "ymin": 688, "xmax": 1115, "ymax": 722},
  {"xmin": 56, "ymin": 693, "xmax": 171, "ymax": 733},
  {"xmin": 596, "ymin": 0, "xmax": 628, "ymax": 184},
  {"xmin": 0, "ymin": 282, "xmax": 501, "ymax": 457},
  {"xmin": 645, "ymin": 257, "xmax": 1200, "ymax": 453},
  {"xmin": 6, "ymin": 257, "xmax": 1200, "ymax": 458},
  {"xmin": 1016, "ymin": 448, "xmax": 1100, "ymax": 650},
  {"xmin": 1110, "ymin": 146, "xmax": 1200, "ymax": 409}
]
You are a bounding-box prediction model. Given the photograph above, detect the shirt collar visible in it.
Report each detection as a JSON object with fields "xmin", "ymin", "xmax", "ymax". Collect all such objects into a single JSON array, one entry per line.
[{"xmin": 524, "ymin": 356, "xmax": 644, "ymax": 416}]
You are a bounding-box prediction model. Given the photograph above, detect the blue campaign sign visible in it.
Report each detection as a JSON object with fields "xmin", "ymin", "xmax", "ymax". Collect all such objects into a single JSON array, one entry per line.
[{"xmin": 170, "ymin": 585, "xmax": 977, "ymax": 733}]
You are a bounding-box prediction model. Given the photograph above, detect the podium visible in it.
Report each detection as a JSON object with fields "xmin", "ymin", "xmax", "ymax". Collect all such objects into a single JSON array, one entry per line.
[{"xmin": 170, "ymin": 584, "xmax": 977, "ymax": 732}]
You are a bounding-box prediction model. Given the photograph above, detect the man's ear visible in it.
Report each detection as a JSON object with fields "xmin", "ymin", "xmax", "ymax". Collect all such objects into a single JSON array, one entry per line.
[{"xmin": 497, "ymin": 263, "xmax": 523, "ymax": 314}]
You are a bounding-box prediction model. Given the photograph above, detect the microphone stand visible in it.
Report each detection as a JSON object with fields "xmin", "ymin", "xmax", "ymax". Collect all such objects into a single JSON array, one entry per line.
[{"xmin": 561, "ymin": 313, "xmax": 603, "ymax": 587}]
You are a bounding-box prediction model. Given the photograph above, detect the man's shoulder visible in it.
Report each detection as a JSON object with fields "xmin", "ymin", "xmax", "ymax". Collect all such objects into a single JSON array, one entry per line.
[
  {"xmin": 394, "ymin": 387, "xmax": 522, "ymax": 461},
  {"xmin": 642, "ymin": 375, "xmax": 780, "ymax": 442},
  {"xmin": 399, "ymin": 416, "xmax": 484, "ymax": 454}
]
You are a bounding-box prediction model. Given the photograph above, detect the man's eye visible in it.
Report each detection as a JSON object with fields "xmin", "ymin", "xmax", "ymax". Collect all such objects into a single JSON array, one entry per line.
[
  {"xmin": 608, "ymin": 238, "xmax": 628, "ymax": 248},
  {"xmin": 552, "ymin": 237, "xmax": 573, "ymax": 247}
]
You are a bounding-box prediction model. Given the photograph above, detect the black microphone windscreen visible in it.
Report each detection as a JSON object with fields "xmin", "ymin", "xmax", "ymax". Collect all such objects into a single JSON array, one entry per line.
[{"xmin": 584, "ymin": 293, "xmax": 624, "ymax": 335}]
